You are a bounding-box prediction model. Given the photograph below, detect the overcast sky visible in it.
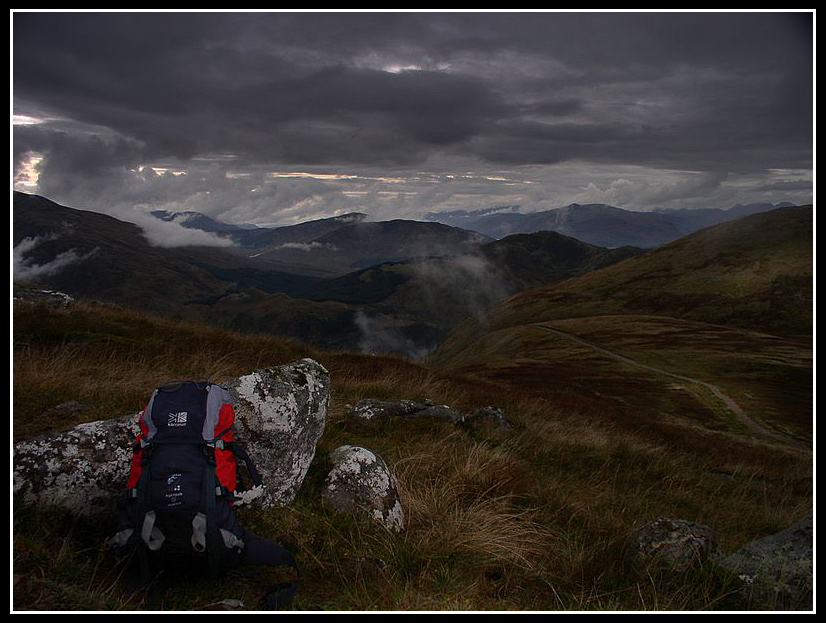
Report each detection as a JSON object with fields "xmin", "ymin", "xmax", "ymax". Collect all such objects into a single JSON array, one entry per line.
[{"xmin": 12, "ymin": 11, "xmax": 814, "ymax": 233}]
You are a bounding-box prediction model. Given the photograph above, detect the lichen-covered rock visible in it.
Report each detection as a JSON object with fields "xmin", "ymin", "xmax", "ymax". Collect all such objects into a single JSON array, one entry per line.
[
  {"xmin": 13, "ymin": 415, "xmax": 139, "ymax": 514},
  {"xmin": 348, "ymin": 398, "xmax": 464, "ymax": 424},
  {"xmin": 623, "ymin": 518, "xmax": 720, "ymax": 572},
  {"xmin": 225, "ymin": 358, "xmax": 330, "ymax": 507},
  {"xmin": 13, "ymin": 358, "xmax": 330, "ymax": 514},
  {"xmin": 322, "ymin": 445, "xmax": 405, "ymax": 533},
  {"xmin": 719, "ymin": 514, "xmax": 813, "ymax": 610}
]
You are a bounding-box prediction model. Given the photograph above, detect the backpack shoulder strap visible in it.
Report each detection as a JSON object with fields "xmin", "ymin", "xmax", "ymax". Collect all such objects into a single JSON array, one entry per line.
[
  {"xmin": 229, "ymin": 442, "xmax": 264, "ymax": 488},
  {"xmin": 204, "ymin": 383, "xmax": 235, "ymax": 443}
]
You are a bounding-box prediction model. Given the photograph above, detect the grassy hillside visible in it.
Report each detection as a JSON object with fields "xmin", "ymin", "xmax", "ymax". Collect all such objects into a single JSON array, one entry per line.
[
  {"xmin": 170, "ymin": 230, "xmax": 644, "ymax": 357},
  {"xmin": 448, "ymin": 206, "xmax": 812, "ymax": 339},
  {"xmin": 13, "ymin": 299, "xmax": 812, "ymax": 611},
  {"xmin": 430, "ymin": 205, "xmax": 813, "ymax": 453},
  {"xmin": 277, "ymin": 231, "xmax": 642, "ymax": 350},
  {"xmin": 431, "ymin": 315, "xmax": 812, "ymax": 446}
]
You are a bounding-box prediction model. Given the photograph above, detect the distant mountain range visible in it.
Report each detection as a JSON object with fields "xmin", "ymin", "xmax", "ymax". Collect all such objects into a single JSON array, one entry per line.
[
  {"xmin": 150, "ymin": 199, "xmax": 795, "ymax": 257},
  {"xmin": 152, "ymin": 207, "xmax": 491, "ymax": 278},
  {"xmin": 12, "ymin": 191, "xmax": 810, "ymax": 356},
  {"xmin": 12, "ymin": 192, "xmax": 634, "ymax": 354},
  {"xmin": 425, "ymin": 202, "xmax": 796, "ymax": 248},
  {"xmin": 150, "ymin": 199, "xmax": 795, "ymax": 258},
  {"xmin": 152, "ymin": 208, "xmax": 370, "ymax": 251},
  {"xmin": 236, "ymin": 218, "xmax": 493, "ymax": 278}
]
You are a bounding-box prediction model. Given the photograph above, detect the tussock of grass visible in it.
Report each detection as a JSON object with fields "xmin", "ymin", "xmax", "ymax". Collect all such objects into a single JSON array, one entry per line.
[
  {"xmin": 13, "ymin": 300, "xmax": 812, "ymax": 611},
  {"xmin": 393, "ymin": 435, "xmax": 550, "ymax": 570}
]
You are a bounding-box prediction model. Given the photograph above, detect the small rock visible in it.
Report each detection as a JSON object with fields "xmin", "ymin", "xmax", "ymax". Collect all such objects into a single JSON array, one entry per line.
[
  {"xmin": 623, "ymin": 518, "xmax": 720, "ymax": 573},
  {"xmin": 39, "ymin": 401, "xmax": 93, "ymax": 424},
  {"xmin": 48, "ymin": 401, "xmax": 93, "ymax": 415},
  {"xmin": 322, "ymin": 445, "xmax": 405, "ymax": 533},
  {"xmin": 466, "ymin": 406, "xmax": 514, "ymax": 430},
  {"xmin": 203, "ymin": 599, "xmax": 246, "ymax": 611}
]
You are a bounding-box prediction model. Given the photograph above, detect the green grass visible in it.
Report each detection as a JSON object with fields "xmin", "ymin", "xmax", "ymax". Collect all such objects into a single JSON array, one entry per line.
[{"xmin": 12, "ymin": 300, "xmax": 812, "ymax": 611}]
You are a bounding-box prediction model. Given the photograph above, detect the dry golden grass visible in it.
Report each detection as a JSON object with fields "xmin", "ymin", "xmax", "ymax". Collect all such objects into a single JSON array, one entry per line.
[
  {"xmin": 392, "ymin": 434, "xmax": 551, "ymax": 569},
  {"xmin": 13, "ymin": 300, "xmax": 812, "ymax": 611}
]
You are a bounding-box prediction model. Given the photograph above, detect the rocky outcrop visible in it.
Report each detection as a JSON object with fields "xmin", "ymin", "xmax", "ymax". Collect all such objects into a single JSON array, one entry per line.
[
  {"xmin": 13, "ymin": 358, "xmax": 330, "ymax": 514},
  {"xmin": 622, "ymin": 515, "xmax": 814, "ymax": 611},
  {"xmin": 13, "ymin": 286, "xmax": 75, "ymax": 308},
  {"xmin": 347, "ymin": 398, "xmax": 513, "ymax": 429},
  {"xmin": 322, "ymin": 445, "xmax": 405, "ymax": 533},
  {"xmin": 465, "ymin": 405, "xmax": 514, "ymax": 430},
  {"xmin": 719, "ymin": 514, "xmax": 813, "ymax": 611},
  {"xmin": 622, "ymin": 518, "xmax": 720, "ymax": 572},
  {"xmin": 348, "ymin": 399, "xmax": 464, "ymax": 424}
]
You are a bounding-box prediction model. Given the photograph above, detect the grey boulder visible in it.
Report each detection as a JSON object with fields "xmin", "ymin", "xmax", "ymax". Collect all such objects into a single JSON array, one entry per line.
[
  {"xmin": 348, "ymin": 398, "xmax": 464, "ymax": 424},
  {"xmin": 322, "ymin": 445, "xmax": 405, "ymax": 533},
  {"xmin": 224, "ymin": 358, "xmax": 330, "ymax": 507},
  {"xmin": 719, "ymin": 514, "xmax": 813, "ymax": 611}
]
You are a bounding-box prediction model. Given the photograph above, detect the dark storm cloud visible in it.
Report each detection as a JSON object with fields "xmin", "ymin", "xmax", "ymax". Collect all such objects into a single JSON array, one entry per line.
[
  {"xmin": 14, "ymin": 12, "xmax": 505, "ymax": 166},
  {"xmin": 12, "ymin": 11, "xmax": 813, "ymax": 223},
  {"xmin": 14, "ymin": 123, "xmax": 143, "ymax": 199}
]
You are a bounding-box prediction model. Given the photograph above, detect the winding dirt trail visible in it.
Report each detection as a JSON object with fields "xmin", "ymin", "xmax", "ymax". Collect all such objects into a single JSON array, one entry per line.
[{"xmin": 541, "ymin": 325, "xmax": 809, "ymax": 451}]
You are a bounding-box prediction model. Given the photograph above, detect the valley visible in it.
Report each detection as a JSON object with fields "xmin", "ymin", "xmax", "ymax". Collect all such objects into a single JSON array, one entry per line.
[{"xmin": 12, "ymin": 192, "xmax": 644, "ymax": 356}]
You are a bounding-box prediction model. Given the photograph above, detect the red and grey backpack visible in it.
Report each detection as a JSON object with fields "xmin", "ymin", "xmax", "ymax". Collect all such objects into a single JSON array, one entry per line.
[{"xmin": 112, "ymin": 380, "xmax": 268, "ymax": 579}]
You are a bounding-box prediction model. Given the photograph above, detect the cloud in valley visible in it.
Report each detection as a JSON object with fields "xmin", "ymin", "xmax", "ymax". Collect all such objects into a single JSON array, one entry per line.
[{"xmin": 13, "ymin": 231, "xmax": 99, "ymax": 281}]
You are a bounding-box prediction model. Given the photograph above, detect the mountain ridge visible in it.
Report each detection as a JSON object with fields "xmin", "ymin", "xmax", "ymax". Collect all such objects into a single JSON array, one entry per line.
[
  {"xmin": 13, "ymin": 192, "xmax": 811, "ymax": 358},
  {"xmin": 425, "ymin": 201, "xmax": 796, "ymax": 248},
  {"xmin": 13, "ymin": 192, "xmax": 638, "ymax": 354}
]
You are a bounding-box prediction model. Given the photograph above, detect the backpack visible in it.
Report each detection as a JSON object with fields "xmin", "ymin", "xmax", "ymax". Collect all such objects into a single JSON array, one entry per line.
[{"xmin": 111, "ymin": 379, "xmax": 297, "ymax": 602}]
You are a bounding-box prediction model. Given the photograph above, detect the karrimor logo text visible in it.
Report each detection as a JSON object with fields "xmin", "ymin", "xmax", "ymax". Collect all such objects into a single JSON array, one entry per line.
[{"xmin": 167, "ymin": 411, "xmax": 188, "ymax": 427}]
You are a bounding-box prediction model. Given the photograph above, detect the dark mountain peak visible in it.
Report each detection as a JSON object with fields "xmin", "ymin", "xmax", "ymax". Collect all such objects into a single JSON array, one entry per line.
[
  {"xmin": 149, "ymin": 209, "xmax": 243, "ymax": 234},
  {"xmin": 487, "ymin": 228, "xmax": 597, "ymax": 252},
  {"xmin": 316, "ymin": 217, "xmax": 492, "ymax": 243},
  {"xmin": 556, "ymin": 203, "xmax": 655, "ymax": 217},
  {"xmin": 149, "ymin": 208, "xmax": 368, "ymax": 238}
]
